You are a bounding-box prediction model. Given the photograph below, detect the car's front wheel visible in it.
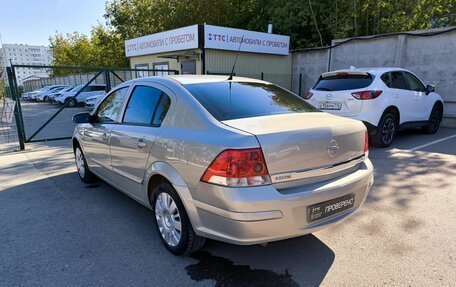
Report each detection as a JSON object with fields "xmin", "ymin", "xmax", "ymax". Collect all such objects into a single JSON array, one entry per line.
[
  {"xmin": 74, "ymin": 146, "xmax": 96, "ymax": 183},
  {"xmin": 152, "ymin": 182, "xmax": 205, "ymax": 256},
  {"xmin": 372, "ymin": 112, "xmax": 397, "ymax": 147},
  {"xmin": 423, "ymin": 104, "xmax": 442, "ymax": 134}
]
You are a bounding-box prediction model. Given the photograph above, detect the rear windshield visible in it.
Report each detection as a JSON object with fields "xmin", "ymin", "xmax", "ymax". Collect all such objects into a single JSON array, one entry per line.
[
  {"xmin": 313, "ymin": 74, "xmax": 373, "ymax": 91},
  {"xmin": 184, "ymin": 82, "xmax": 319, "ymax": 121}
]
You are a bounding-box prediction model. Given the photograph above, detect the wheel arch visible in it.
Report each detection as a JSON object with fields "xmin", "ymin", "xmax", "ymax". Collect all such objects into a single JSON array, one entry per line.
[
  {"xmin": 380, "ymin": 105, "xmax": 400, "ymax": 126},
  {"xmin": 144, "ymin": 161, "xmax": 201, "ymax": 229}
]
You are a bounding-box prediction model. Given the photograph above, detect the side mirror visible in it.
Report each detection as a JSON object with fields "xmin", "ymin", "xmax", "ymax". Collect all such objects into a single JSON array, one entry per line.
[
  {"xmin": 73, "ymin": 112, "xmax": 92, "ymax": 124},
  {"xmin": 426, "ymin": 84, "xmax": 435, "ymax": 95}
]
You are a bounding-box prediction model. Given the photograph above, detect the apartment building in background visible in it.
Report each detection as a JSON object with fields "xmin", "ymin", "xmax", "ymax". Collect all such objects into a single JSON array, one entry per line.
[{"xmin": 0, "ymin": 44, "xmax": 53, "ymax": 85}]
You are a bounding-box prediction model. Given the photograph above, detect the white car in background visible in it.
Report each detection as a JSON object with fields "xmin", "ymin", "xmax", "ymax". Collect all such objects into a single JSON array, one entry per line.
[
  {"xmin": 46, "ymin": 86, "xmax": 74, "ymax": 102},
  {"xmin": 22, "ymin": 87, "xmax": 47, "ymax": 100},
  {"xmin": 84, "ymin": 94, "xmax": 105, "ymax": 109},
  {"xmin": 36, "ymin": 85, "xmax": 71, "ymax": 102},
  {"xmin": 54, "ymin": 84, "xmax": 106, "ymax": 107},
  {"xmin": 31, "ymin": 85, "xmax": 66, "ymax": 101},
  {"xmin": 305, "ymin": 67, "xmax": 444, "ymax": 147}
]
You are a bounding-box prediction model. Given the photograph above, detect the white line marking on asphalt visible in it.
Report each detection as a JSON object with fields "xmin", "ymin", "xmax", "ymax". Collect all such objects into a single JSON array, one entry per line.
[{"xmin": 408, "ymin": 134, "xmax": 456, "ymax": 152}]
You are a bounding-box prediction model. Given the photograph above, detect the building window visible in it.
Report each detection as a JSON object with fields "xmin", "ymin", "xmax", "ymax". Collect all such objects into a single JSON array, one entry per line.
[
  {"xmin": 135, "ymin": 64, "xmax": 150, "ymax": 78},
  {"xmin": 153, "ymin": 62, "xmax": 169, "ymax": 76}
]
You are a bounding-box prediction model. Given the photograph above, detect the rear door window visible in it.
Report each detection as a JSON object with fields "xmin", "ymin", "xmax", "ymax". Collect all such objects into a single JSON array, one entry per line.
[
  {"xmin": 123, "ymin": 85, "xmax": 171, "ymax": 126},
  {"xmin": 313, "ymin": 73, "xmax": 373, "ymax": 91},
  {"xmin": 390, "ymin": 72, "xmax": 408, "ymax": 90},
  {"xmin": 184, "ymin": 82, "xmax": 319, "ymax": 121},
  {"xmin": 380, "ymin": 73, "xmax": 392, "ymax": 88}
]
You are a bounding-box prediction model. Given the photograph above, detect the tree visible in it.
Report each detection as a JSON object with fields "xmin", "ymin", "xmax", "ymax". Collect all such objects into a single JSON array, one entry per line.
[{"xmin": 50, "ymin": 0, "xmax": 456, "ymax": 68}]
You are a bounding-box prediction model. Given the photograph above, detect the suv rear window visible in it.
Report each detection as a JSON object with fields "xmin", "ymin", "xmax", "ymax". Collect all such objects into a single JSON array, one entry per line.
[
  {"xmin": 313, "ymin": 73, "xmax": 373, "ymax": 91},
  {"xmin": 184, "ymin": 82, "xmax": 319, "ymax": 121}
]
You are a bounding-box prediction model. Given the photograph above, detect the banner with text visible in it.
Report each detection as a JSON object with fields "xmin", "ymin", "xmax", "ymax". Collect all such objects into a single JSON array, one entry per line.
[
  {"xmin": 204, "ymin": 25, "xmax": 290, "ymax": 55},
  {"xmin": 125, "ymin": 25, "xmax": 199, "ymax": 57}
]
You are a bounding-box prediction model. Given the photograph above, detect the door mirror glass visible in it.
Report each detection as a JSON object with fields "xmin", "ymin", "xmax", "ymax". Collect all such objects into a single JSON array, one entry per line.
[
  {"xmin": 73, "ymin": 112, "xmax": 91, "ymax": 123},
  {"xmin": 426, "ymin": 84, "xmax": 435, "ymax": 95}
]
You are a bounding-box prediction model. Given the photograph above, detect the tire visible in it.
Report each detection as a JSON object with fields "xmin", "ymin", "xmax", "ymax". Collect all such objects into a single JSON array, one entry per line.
[
  {"xmin": 152, "ymin": 182, "xmax": 205, "ymax": 256},
  {"xmin": 74, "ymin": 146, "xmax": 96, "ymax": 183},
  {"xmin": 372, "ymin": 112, "xmax": 397, "ymax": 147},
  {"xmin": 43, "ymin": 96, "xmax": 48, "ymax": 102},
  {"xmin": 66, "ymin": 98, "xmax": 77, "ymax": 108},
  {"xmin": 422, "ymin": 104, "xmax": 442, "ymax": 134}
]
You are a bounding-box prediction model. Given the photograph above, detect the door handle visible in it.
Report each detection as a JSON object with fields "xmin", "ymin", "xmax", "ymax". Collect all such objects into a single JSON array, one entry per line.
[
  {"xmin": 102, "ymin": 133, "xmax": 108, "ymax": 141},
  {"xmin": 137, "ymin": 140, "xmax": 147, "ymax": 148},
  {"xmin": 395, "ymin": 94, "xmax": 399, "ymax": 99}
]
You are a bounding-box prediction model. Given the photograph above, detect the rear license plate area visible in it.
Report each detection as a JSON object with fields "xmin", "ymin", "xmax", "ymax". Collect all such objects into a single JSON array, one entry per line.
[
  {"xmin": 308, "ymin": 193, "xmax": 355, "ymax": 222},
  {"xmin": 318, "ymin": 101, "xmax": 342, "ymax": 110}
]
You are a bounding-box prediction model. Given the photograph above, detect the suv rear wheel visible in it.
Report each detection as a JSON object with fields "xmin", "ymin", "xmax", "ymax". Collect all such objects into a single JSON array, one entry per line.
[
  {"xmin": 152, "ymin": 182, "xmax": 205, "ymax": 256},
  {"xmin": 372, "ymin": 112, "xmax": 397, "ymax": 147}
]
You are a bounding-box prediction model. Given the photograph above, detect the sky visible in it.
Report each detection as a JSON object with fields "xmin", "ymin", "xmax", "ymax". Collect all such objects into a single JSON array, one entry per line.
[{"xmin": 0, "ymin": 0, "xmax": 107, "ymax": 46}]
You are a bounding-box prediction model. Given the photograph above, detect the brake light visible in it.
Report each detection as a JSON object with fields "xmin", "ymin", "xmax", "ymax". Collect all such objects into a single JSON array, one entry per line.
[
  {"xmin": 364, "ymin": 131, "xmax": 369, "ymax": 157},
  {"xmin": 303, "ymin": 91, "xmax": 313, "ymax": 99},
  {"xmin": 352, "ymin": 90, "xmax": 383, "ymax": 100},
  {"xmin": 201, "ymin": 148, "xmax": 271, "ymax": 187}
]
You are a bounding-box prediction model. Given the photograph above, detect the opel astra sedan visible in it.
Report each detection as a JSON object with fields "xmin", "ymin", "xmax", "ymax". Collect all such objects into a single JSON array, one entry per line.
[{"xmin": 72, "ymin": 75, "xmax": 374, "ymax": 255}]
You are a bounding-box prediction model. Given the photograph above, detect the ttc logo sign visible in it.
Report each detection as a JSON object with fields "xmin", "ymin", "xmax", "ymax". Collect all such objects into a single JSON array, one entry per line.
[{"xmin": 208, "ymin": 33, "xmax": 226, "ymax": 41}]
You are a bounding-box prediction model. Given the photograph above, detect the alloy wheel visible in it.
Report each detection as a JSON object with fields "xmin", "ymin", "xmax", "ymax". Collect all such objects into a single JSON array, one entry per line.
[
  {"xmin": 155, "ymin": 192, "xmax": 182, "ymax": 247},
  {"xmin": 75, "ymin": 148, "xmax": 86, "ymax": 178},
  {"xmin": 429, "ymin": 108, "xmax": 441, "ymax": 133},
  {"xmin": 381, "ymin": 117, "xmax": 395, "ymax": 145}
]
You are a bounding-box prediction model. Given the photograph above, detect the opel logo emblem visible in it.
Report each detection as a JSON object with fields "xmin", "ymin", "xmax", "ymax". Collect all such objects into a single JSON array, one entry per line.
[
  {"xmin": 328, "ymin": 140, "xmax": 340, "ymax": 157},
  {"xmin": 326, "ymin": 94, "xmax": 333, "ymax": 100}
]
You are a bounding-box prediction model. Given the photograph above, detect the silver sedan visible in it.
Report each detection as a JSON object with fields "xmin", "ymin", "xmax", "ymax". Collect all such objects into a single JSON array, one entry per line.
[{"xmin": 72, "ymin": 75, "xmax": 374, "ymax": 255}]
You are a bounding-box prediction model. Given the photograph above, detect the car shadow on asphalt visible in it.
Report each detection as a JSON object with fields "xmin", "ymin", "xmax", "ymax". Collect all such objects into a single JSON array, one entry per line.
[{"xmin": 0, "ymin": 171, "xmax": 335, "ymax": 286}]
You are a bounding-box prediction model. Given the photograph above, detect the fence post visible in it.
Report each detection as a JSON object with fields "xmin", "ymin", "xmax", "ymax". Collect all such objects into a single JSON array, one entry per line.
[
  {"xmin": 298, "ymin": 73, "xmax": 302, "ymax": 97},
  {"xmin": 104, "ymin": 69, "xmax": 111, "ymax": 92},
  {"xmin": 261, "ymin": 72, "xmax": 264, "ymax": 80},
  {"xmin": 6, "ymin": 67, "xmax": 25, "ymax": 150}
]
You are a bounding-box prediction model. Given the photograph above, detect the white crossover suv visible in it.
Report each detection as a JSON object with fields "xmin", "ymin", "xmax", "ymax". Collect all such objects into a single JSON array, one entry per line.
[{"xmin": 305, "ymin": 68, "xmax": 444, "ymax": 147}]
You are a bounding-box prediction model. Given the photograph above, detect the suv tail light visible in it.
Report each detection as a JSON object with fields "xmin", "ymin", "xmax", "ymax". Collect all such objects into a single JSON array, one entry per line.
[
  {"xmin": 201, "ymin": 148, "xmax": 271, "ymax": 187},
  {"xmin": 364, "ymin": 131, "xmax": 369, "ymax": 157},
  {"xmin": 352, "ymin": 90, "xmax": 383, "ymax": 100},
  {"xmin": 303, "ymin": 91, "xmax": 313, "ymax": 99}
]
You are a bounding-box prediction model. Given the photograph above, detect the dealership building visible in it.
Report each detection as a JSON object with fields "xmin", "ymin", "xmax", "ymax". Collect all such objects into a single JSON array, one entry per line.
[{"xmin": 125, "ymin": 24, "xmax": 292, "ymax": 87}]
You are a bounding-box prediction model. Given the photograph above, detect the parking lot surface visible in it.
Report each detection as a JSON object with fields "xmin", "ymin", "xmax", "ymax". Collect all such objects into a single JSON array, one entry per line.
[{"xmin": 0, "ymin": 128, "xmax": 455, "ymax": 286}]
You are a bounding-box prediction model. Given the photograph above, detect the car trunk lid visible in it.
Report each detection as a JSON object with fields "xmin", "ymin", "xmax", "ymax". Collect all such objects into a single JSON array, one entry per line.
[{"xmin": 222, "ymin": 112, "xmax": 366, "ymax": 187}]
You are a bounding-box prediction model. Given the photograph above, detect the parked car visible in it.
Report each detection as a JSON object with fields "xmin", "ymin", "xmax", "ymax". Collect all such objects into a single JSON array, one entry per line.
[
  {"xmin": 84, "ymin": 94, "xmax": 105, "ymax": 109},
  {"xmin": 305, "ymin": 67, "xmax": 444, "ymax": 147},
  {"xmin": 72, "ymin": 75, "xmax": 374, "ymax": 255},
  {"xmin": 30, "ymin": 85, "xmax": 67, "ymax": 101},
  {"xmin": 36, "ymin": 85, "xmax": 71, "ymax": 102},
  {"xmin": 47, "ymin": 86, "xmax": 74, "ymax": 103},
  {"xmin": 22, "ymin": 88, "xmax": 46, "ymax": 100},
  {"xmin": 55, "ymin": 84, "xmax": 106, "ymax": 107}
]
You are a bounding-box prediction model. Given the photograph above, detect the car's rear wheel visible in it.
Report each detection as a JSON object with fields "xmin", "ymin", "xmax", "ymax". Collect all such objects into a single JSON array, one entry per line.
[
  {"xmin": 74, "ymin": 146, "xmax": 96, "ymax": 183},
  {"xmin": 372, "ymin": 112, "xmax": 397, "ymax": 147},
  {"xmin": 152, "ymin": 182, "xmax": 205, "ymax": 256},
  {"xmin": 422, "ymin": 104, "xmax": 442, "ymax": 134}
]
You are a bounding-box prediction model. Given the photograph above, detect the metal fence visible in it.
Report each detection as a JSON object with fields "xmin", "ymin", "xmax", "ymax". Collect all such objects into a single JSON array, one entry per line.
[{"xmin": 6, "ymin": 65, "xmax": 179, "ymax": 150}]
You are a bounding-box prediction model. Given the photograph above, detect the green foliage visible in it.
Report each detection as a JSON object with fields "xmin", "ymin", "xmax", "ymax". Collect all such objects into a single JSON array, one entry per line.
[{"xmin": 50, "ymin": 0, "xmax": 456, "ymax": 71}]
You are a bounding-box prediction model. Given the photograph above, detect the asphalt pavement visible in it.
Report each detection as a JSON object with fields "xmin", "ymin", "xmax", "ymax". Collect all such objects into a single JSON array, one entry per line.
[{"xmin": 0, "ymin": 128, "xmax": 455, "ymax": 286}]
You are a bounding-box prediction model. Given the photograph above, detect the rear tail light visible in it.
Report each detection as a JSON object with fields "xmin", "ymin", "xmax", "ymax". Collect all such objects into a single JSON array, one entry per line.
[
  {"xmin": 201, "ymin": 148, "xmax": 271, "ymax": 187},
  {"xmin": 303, "ymin": 91, "xmax": 313, "ymax": 99},
  {"xmin": 352, "ymin": 90, "xmax": 383, "ymax": 100},
  {"xmin": 364, "ymin": 131, "xmax": 369, "ymax": 157}
]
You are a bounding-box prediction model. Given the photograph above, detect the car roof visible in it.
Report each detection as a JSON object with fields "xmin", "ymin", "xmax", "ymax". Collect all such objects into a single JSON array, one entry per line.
[
  {"xmin": 134, "ymin": 75, "xmax": 269, "ymax": 85},
  {"xmin": 323, "ymin": 67, "xmax": 409, "ymax": 77}
]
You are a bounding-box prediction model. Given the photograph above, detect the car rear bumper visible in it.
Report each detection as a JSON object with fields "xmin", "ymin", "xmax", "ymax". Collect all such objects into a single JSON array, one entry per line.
[{"xmin": 190, "ymin": 159, "xmax": 374, "ymax": 245}]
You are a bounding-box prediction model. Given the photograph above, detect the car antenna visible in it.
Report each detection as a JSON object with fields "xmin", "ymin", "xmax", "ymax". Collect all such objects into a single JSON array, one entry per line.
[{"xmin": 227, "ymin": 35, "xmax": 244, "ymax": 81}]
